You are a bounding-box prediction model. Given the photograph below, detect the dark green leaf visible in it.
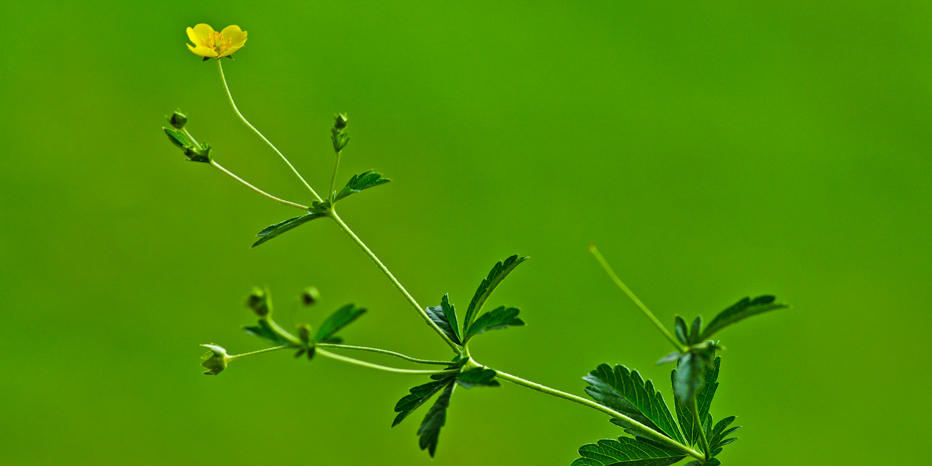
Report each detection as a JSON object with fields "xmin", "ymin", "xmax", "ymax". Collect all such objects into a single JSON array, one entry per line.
[
  {"xmin": 334, "ymin": 170, "xmax": 391, "ymax": 203},
  {"xmin": 426, "ymin": 294, "xmax": 461, "ymax": 345},
  {"xmin": 673, "ymin": 353, "xmax": 704, "ymax": 404},
  {"xmin": 309, "ymin": 200, "xmax": 331, "ymax": 214},
  {"xmin": 252, "ymin": 213, "xmax": 327, "ymax": 248},
  {"xmin": 571, "ymin": 437, "xmax": 686, "ymax": 466},
  {"xmin": 674, "ymin": 316, "xmax": 688, "ymax": 345},
  {"xmin": 315, "ymin": 304, "xmax": 366, "ymax": 343},
  {"xmin": 392, "ymin": 378, "xmax": 453, "ymax": 427},
  {"xmin": 656, "ymin": 352, "xmax": 681, "ymax": 365},
  {"xmin": 583, "ymin": 364, "xmax": 684, "ymax": 443},
  {"xmin": 164, "ymin": 127, "xmax": 192, "ymax": 149},
  {"xmin": 242, "ymin": 319, "xmax": 290, "ymax": 345},
  {"xmin": 689, "ymin": 316, "xmax": 702, "ymax": 345},
  {"xmin": 711, "ymin": 416, "xmax": 736, "ymax": 440},
  {"xmin": 465, "ymin": 306, "xmax": 524, "ymax": 340},
  {"xmin": 700, "ymin": 295, "xmax": 787, "ymax": 340},
  {"xmin": 464, "ymin": 255, "xmax": 528, "ymax": 330},
  {"xmin": 417, "ymin": 380, "xmax": 455, "ymax": 457},
  {"xmin": 673, "ymin": 357, "xmax": 720, "ymax": 446},
  {"xmin": 455, "ymin": 368, "xmax": 500, "ymax": 388}
]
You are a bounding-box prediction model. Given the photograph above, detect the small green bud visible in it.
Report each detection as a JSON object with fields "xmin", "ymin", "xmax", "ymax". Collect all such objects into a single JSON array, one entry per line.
[
  {"xmin": 170, "ymin": 110, "xmax": 188, "ymax": 129},
  {"xmin": 333, "ymin": 113, "xmax": 348, "ymax": 130},
  {"xmin": 200, "ymin": 344, "xmax": 230, "ymax": 375},
  {"xmin": 297, "ymin": 323, "xmax": 312, "ymax": 345},
  {"xmin": 302, "ymin": 286, "xmax": 320, "ymax": 306},
  {"xmin": 246, "ymin": 287, "xmax": 271, "ymax": 317}
]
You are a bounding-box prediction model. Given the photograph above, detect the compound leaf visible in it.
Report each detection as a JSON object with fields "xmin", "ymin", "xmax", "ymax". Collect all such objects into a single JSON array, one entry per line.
[
  {"xmin": 242, "ymin": 319, "xmax": 290, "ymax": 345},
  {"xmin": 701, "ymin": 295, "xmax": 787, "ymax": 340},
  {"xmin": 315, "ymin": 304, "xmax": 366, "ymax": 343},
  {"xmin": 571, "ymin": 437, "xmax": 686, "ymax": 466},
  {"xmin": 392, "ymin": 378, "xmax": 452, "ymax": 427},
  {"xmin": 252, "ymin": 212, "xmax": 327, "ymax": 248},
  {"xmin": 425, "ymin": 294, "xmax": 461, "ymax": 345},
  {"xmin": 584, "ymin": 364, "xmax": 684, "ymax": 443},
  {"xmin": 465, "ymin": 306, "xmax": 524, "ymax": 340},
  {"xmin": 417, "ymin": 380, "xmax": 456, "ymax": 457},
  {"xmin": 455, "ymin": 368, "xmax": 500, "ymax": 388},
  {"xmin": 334, "ymin": 170, "xmax": 390, "ymax": 203},
  {"xmin": 464, "ymin": 255, "xmax": 527, "ymax": 330},
  {"xmin": 673, "ymin": 357, "xmax": 720, "ymax": 446}
]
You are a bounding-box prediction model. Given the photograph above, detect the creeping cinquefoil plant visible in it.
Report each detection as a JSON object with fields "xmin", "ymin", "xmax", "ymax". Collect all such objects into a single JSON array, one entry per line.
[{"xmin": 165, "ymin": 24, "xmax": 787, "ymax": 465}]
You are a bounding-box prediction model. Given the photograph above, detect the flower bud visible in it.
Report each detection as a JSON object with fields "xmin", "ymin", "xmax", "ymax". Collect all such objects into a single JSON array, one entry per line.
[
  {"xmin": 170, "ymin": 110, "xmax": 188, "ymax": 129},
  {"xmin": 302, "ymin": 286, "xmax": 320, "ymax": 306},
  {"xmin": 245, "ymin": 287, "xmax": 271, "ymax": 317},
  {"xmin": 297, "ymin": 323, "xmax": 312, "ymax": 345},
  {"xmin": 333, "ymin": 113, "xmax": 348, "ymax": 130},
  {"xmin": 200, "ymin": 344, "xmax": 230, "ymax": 375}
]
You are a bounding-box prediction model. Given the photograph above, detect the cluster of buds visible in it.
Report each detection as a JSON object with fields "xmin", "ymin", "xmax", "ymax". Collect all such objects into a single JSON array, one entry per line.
[{"xmin": 163, "ymin": 110, "xmax": 212, "ymax": 163}]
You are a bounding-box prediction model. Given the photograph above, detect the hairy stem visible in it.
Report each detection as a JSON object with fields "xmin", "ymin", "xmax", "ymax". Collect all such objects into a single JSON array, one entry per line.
[
  {"xmin": 316, "ymin": 343, "xmax": 453, "ymax": 366},
  {"xmin": 692, "ymin": 397, "xmax": 711, "ymax": 460},
  {"xmin": 329, "ymin": 211, "xmax": 461, "ymax": 353},
  {"xmin": 493, "ymin": 368, "xmax": 703, "ymax": 461},
  {"xmin": 210, "ymin": 161, "xmax": 309, "ymax": 210},
  {"xmin": 217, "ymin": 60, "xmax": 323, "ymax": 203},
  {"xmin": 588, "ymin": 244, "xmax": 686, "ymax": 352},
  {"xmin": 329, "ymin": 150, "xmax": 341, "ymax": 203},
  {"xmin": 317, "ymin": 348, "xmax": 458, "ymax": 375},
  {"xmin": 227, "ymin": 344, "xmax": 292, "ymax": 361}
]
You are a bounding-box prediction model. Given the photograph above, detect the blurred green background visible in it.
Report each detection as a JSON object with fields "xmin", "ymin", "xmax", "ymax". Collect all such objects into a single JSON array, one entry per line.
[{"xmin": 2, "ymin": 1, "xmax": 930, "ymax": 464}]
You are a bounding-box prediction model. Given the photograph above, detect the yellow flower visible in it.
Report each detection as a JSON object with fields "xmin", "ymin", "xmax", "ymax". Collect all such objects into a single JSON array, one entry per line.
[{"xmin": 186, "ymin": 24, "xmax": 247, "ymax": 59}]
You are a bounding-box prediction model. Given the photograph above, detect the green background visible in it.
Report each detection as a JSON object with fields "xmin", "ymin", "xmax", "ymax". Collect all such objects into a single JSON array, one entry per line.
[{"xmin": 2, "ymin": 1, "xmax": 930, "ymax": 464}]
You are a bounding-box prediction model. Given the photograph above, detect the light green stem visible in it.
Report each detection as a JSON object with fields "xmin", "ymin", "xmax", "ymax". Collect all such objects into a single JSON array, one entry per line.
[
  {"xmin": 588, "ymin": 244, "xmax": 686, "ymax": 352},
  {"xmin": 316, "ymin": 343, "xmax": 452, "ymax": 366},
  {"xmin": 692, "ymin": 397, "xmax": 711, "ymax": 460},
  {"xmin": 210, "ymin": 161, "xmax": 309, "ymax": 211},
  {"xmin": 316, "ymin": 348, "xmax": 458, "ymax": 375},
  {"xmin": 227, "ymin": 344, "xmax": 292, "ymax": 361},
  {"xmin": 329, "ymin": 151, "xmax": 341, "ymax": 203},
  {"xmin": 216, "ymin": 60, "xmax": 323, "ymax": 203},
  {"xmin": 493, "ymin": 369, "xmax": 703, "ymax": 461},
  {"xmin": 329, "ymin": 211, "xmax": 461, "ymax": 353}
]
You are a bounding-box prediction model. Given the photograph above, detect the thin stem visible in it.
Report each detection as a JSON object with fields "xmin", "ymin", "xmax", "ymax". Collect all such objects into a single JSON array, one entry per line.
[
  {"xmin": 316, "ymin": 343, "xmax": 453, "ymax": 366},
  {"xmin": 329, "ymin": 211, "xmax": 461, "ymax": 353},
  {"xmin": 182, "ymin": 128, "xmax": 201, "ymax": 147},
  {"xmin": 227, "ymin": 344, "xmax": 292, "ymax": 361},
  {"xmin": 588, "ymin": 244, "xmax": 686, "ymax": 352},
  {"xmin": 329, "ymin": 150, "xmax": 341, "ymax": 203},
  {"xmin": 316, "ymin": 348, "xmax": 459, "ymax": 375},
  {"xmin": 692, "ymin": 397, "xmax": 711, "ymax": 460},
  {"xmin": 210, "ymin": 161, "xmax": 309, "ymax": 211},
  {"xmin": 494, "ymin": 369, "xmax": 703, "ymax": 461},
  {"xmin": 216, "ymin": 60, "xmax": 323, "ymax": 203}
]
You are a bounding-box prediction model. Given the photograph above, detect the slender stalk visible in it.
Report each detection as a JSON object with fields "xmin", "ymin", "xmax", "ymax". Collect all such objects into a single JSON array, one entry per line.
[
  {"xmin": 210, "ymin": 161, "xmax": 309, "ymax": 211},
  {"xmin": 692, "ymin": 397, "xmax": 711, "ymax": 460},
  {"xmin": 588, "ymin": 244, "xmax": 686, "ymax": 352},
  {"xmin": 316, "ymin": 343, "xmax": 453, "ymax": 366},
  {"xmin": 227, "ymin": 344, "xmax": 292, "ymax": 361},
  {"xmin": 329, "ymin": 150, "xmax": 341, "ymax": 203},
  {"xmin": 316, "ymin": 348, "xmax": 458, "ymax": 375},
  {"xmin": 494, "ymin": 369, "xmax": 703, "ymax": 461},
  {"xmin": 329, "ymin": 211, "xmax": 461, "ymax": 353},
  {"xmin": 182, "ymin": 128, "xmax": 201, "ymax": 147},
  {"xmin": 216, "ymin": 60, "xmax": 323, "ymax": 203}
]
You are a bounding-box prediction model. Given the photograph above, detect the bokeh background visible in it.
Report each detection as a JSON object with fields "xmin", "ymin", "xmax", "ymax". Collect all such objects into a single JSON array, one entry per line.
[{"xmin": 2, "ymin": 1, "xmax": 930, "ymax": 464}]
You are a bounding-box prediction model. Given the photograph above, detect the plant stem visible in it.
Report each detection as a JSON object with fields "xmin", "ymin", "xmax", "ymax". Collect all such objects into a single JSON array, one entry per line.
[
  {"xmin": 329, "ymin": 150, "xmax": 341, "ymax": 203},
  {"xmin": 329, "ymin": 211, "xmax": 462, "ymax": 353},
  {"xmin": 316, "ymin": 343, "xmax": 453, "ymax": 366},
  {"xmin": 227, "ymin": 344, "xmax": 292, "ymax": 361},
  {"xmin": 493, "ymin": 368, "xmax": 703, "ymax": 461},
  {"xmin": 316, "ymin": 348, "xmax": 458, "ymax": 375},
  {"xmin": 210, "ymin": 161, "xmax": 309, "ymax": 211},
  {"xmin": 692, "ymin": 397, "xmax": 711, "ymax": 460},
  {"xmin": 216, "ymin": 60, "xmax": 323, "ymax": 203},
  {"xmin": 588, "ymin": 244, "xmax": 686, "ymax": 352}
]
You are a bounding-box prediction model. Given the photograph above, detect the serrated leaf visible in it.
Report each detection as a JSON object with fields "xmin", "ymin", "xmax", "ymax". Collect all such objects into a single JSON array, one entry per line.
[
  {"xmin": 711, "ymin": 416, "xmax": 736, "ymax": 440},
  {"xmin": 417, "ymin": 380, "xmax": 455, "ymax": 457},
  {"xmin": 463, "ymin": 255, "xmax": 527, "ymax": 331},
  {"xmin": 674, "ymin": 316, "xmax": 688, "ymax": 345},
  {"xmin": 426, "ymin": 294, "xmax": 461, "ymax": 345},
  {"xmin": 334, "ymin": 170, "xmax": 391, "ymax": 203},
  {"xmin": 392, "ymin": 378, "xmax": 452, "ymax": 427},
  {"xmin": 700, "ymin": 295, "xmax": 787, "ymax": 340},
  {"xmin": 673, "ymin": 357, "xmax": 720, "ymax": 446},
  {"xmin": 571, "ymin": 437, "xmax": 686, "ymax": 466},
  {"xmin": 252, "ymin": 212, "xmax": 327, "ymax": 247},
  {"xmin": 673, "ymin": 352, "xmax": 704, "ymax": 404},
  {"xmin": 584, "ymin": 364, "xmax": 684, "ymax": 443},
  {"xmin": 465, "ymin": 306, "xmax": 524, "ymax": 340},
  {"xmin": 242, "ymin": 319, "xmax": 290, "ymax": 345},
  {"xmin": 455, "ymin": 368, "xmax": 500, "ymax": 388},
  {"xmin": 315, "ymin": 304, "xmax": 366, "ymax": 343}
]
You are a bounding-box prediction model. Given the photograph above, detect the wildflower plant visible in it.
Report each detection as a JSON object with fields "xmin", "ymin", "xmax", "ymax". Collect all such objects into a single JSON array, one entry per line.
[{"xmin": 163, "ymin": 24, "xmax": 787, "ymax": 465}]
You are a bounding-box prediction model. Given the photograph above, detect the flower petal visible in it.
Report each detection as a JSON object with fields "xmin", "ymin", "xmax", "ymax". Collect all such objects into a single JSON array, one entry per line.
[
  {"xmin": 218, "ymin": 44, "xmax": 245, "ymax": 58},
  {"xmin": 186, "ymin": 27, "xmax": 200, "ymax": 46},
  {"xmin": 221, "ymin": 25, "xmax": 247, "ymax": 47},
  {"xmin": 192, "ymin": 24, "xmax": 215, "ymax": 46},
  {"xmin": 188, "ymin": 44, "xmax": 219, "ymax": 58}
]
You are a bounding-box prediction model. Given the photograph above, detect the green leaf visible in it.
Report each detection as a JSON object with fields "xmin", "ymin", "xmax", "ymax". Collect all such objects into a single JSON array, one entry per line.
[
  {"xmin": 688, "ymin": 316, "xmax": 702, "ymax": 345},
  {"xmin": 164, "ymin": 127, "xmax": 192, "ymax": 149},
  {"xmin": 392, "ymin": 378, "xmax": 453, "ymax": 427},
  {"xmin": 334, "ymin": 170, "xmax": 391, "ymax": 203},
  {"xmin": 700, "ymin": 295, "xmax": 787, "ymax": 340},
  {"xmin": 673, "ymin": 352, "xmax": 703, "ymax": 404},
  {"xmin": 465, "ymin": 306, "xmax": 524, "ymax": 340},
  {"xmin": 315, "ymin": 304, "xmax": 366, "ymax": 343},
  {"xmin": 252, "ymin": 212, "xmax": 327, "ymax": 247},
  {"xmin": 309, "ymin": 200, "xmax": 331, "ymax": 214},
  {"xmin": 673, "ymin": 357, "xmax": 720, "ymax": 446},
  {"xmin": 674, "ymin": 316, "xmax": 688, "ymax": 345},
  {"xmin": 417, "ymin": 380, "xmax": 455, "ymax": 457},
  {"xmin": 583, "ymin": 364, "xmax": 684, "ymax": 443},
  {"xmin": 571, "ymin": 437, "xmax": 686, "ymax": 466},
  {"xmin": 656, "ymin": 352, "xmax": 681, "ymax": 365},
  {"xmin": 425, "ymin": 294, "xmax": 461, "ymax": 345},
  {"xmin": 464, "ymin": 255, "xmax": 528, "ymax": 330},
  {"xmin": 710, "ymin": 416, "xmax": 741, "ymax": 452},
  {"xmin": 242, "ymin": 319, "xmax": 290, "ymax": 345},
  {"xmin": 455, "ymin": 368, "xmax": 500, "ymax": 388}
]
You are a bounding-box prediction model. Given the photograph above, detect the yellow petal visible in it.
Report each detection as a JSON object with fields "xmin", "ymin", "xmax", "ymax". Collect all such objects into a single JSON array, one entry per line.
[
  {"xmin": 192, "ymin": 24, "xmax": 215, "ymax": 45},
  {"xmin": 221, "ymin": 26, "xmax": 247, "ymax": 47},
  {"xmin": 218, "ymin": 44, "xmax": 245, "ymax": 58},
  {"xmin": 186, "ymin": 27, "xmax": 199, "ymax": 46},
  {"xmin": 188, "ymin": 44, "xmax": 219, "ymax": 58}
]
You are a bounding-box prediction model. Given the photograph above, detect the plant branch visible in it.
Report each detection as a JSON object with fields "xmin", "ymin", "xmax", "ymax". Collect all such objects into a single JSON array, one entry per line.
[
  {"xmin": 692, "ymin": 397, "xmax": 712, "ymax": 460},
  {"xmin": 316, "ymin": 343, "xmax": 453, "ymax": 366},
  {"xmin": 329, "ymin": 150, "xmax": 341, "ymax": 204},
  {"xmin": 316, "ymin": 348, "xmax": 458, "ymax": 375},
  {"xmin": 227, "ymin": 344, "xmax": 293, "ymax": 361},
  {"xmin": 210, "ymin": 161, "xmax": 309, "ymax": 210}
]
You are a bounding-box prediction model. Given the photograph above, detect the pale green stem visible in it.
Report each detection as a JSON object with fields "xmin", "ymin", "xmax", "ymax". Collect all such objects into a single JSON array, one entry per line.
[
  {"xmin": 692, "ymin": 397, "xmax": 711, "ymax": 460},
  {"xmin": 227, "ymin": 344, "xmax": 292, "ymax": 361},
  {"xmin": 588, "ymin": 244, "xmax": 686, "ymax": 352},
  {"xmin": 316, "ymin": 348, "xmax": 459, "ymax": 375},
  {"xmin": 316, "ymin": 343, "xmax": 452, "ymax": 366},
  {"xmin": 329, "ymin": 150, "xmax": 341, "ymax": 203},
  {"xmin": 329, "ymin": 211, "xmax": 462, "ymax": 353},
  {"xmin": 181, "ymin": 128, "xmax": 201, "ymax": 147},
  {"xmin": 216, "ymin": 60, "xmax": 323, "ymax": 203},
  {"xmin": 210, "ymin": 161, "xmax": 309, "ymax": 211},
  {"xmin": 493, "ymin": 369, "xmax": 704, "ymax": 461}
]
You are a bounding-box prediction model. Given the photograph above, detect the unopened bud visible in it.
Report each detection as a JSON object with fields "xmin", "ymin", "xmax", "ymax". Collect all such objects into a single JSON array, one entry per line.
[
  {"xmin": 170, "ymin": 110, "xmax": 188, "ymax": 129},
  {"xmin": 333, "ymin": 113, "xmax": 348, "ymax": 130},
  {"xmin": 245, "ymin": 287, "xmax": 271, "ymax": 317},
  {"xmin": 302, "ymin": 287, "xmax": 320, "ymax": 306},
  {"xmin": 297, "ymin": 323, "xmax": 312, "ymax": 345},
  {"xmin": 200, "ymin": 344, "xmax": 230, "ymax": 375}
]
